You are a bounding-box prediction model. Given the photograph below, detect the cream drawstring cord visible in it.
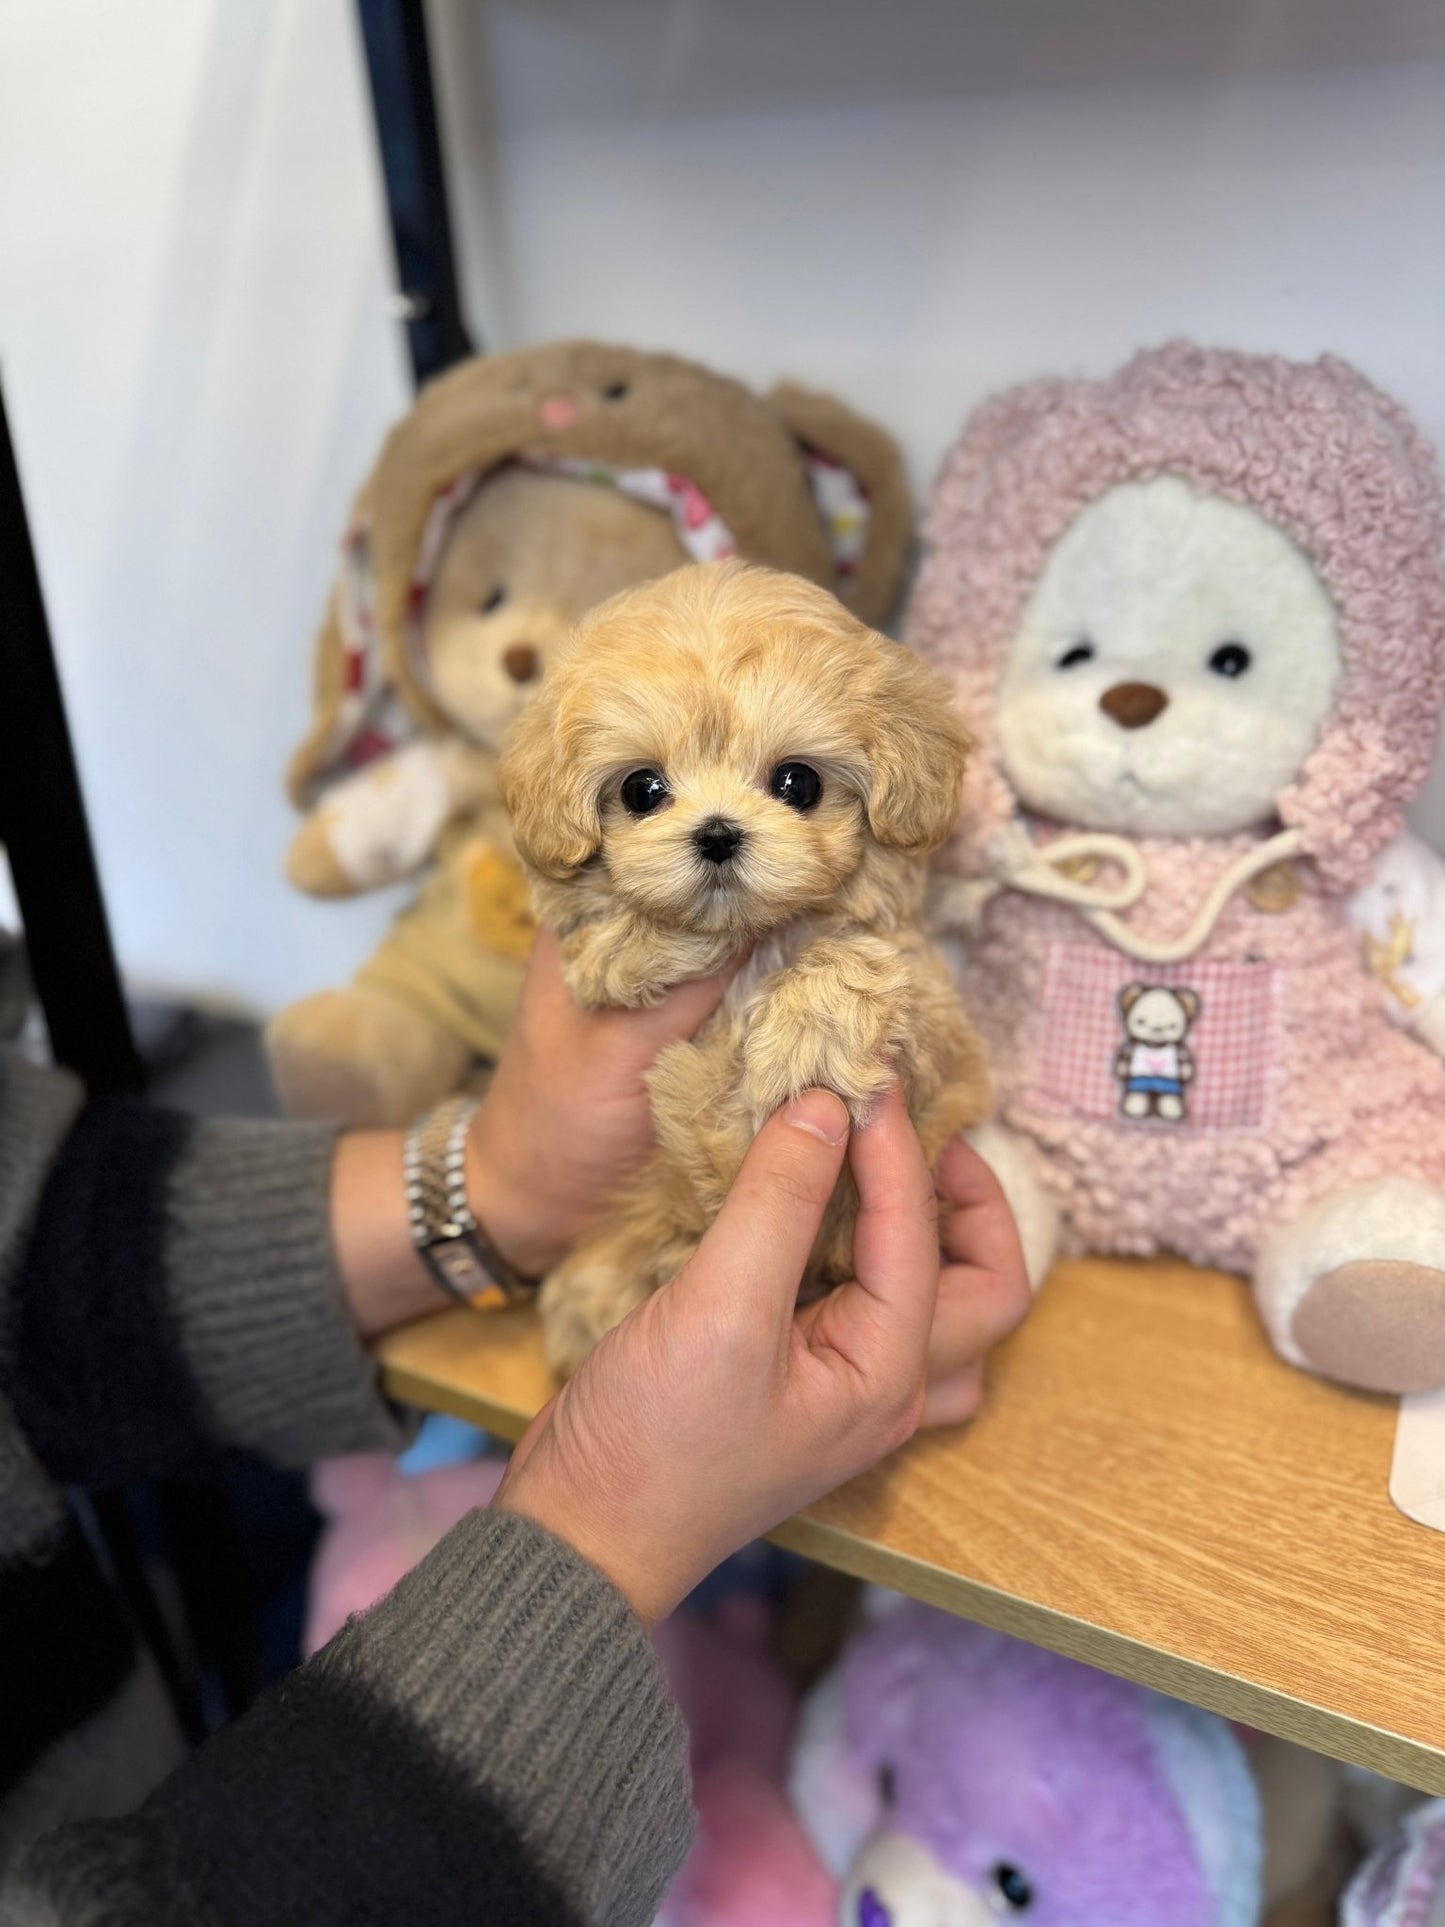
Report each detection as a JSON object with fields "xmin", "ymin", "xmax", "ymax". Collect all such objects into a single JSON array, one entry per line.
[{"xmin": 934, "ymin": 824, "xmax": 1306, "ymax": 966}]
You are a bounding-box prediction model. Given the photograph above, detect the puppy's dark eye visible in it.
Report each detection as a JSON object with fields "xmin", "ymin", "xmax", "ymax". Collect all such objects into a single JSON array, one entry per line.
[
  {"xmin": 1056, "ymin": 640, "xmax": 1095, "ymax": 669},
  {"xmin": 601, "ymin": 380, "xmax": 630, "ymax": 401},
  {"xmin": 1209, "ymin": 641, "xmax": 1251, "ymax": 678},
  {"xmin": 990, "ymin": 1865, "xmax": 1034, "ymax": 1912},
  {"xmin": 480, "ymin": 586, "xmax": 506, "ymax": 614},
  {"xmin": 769, "ymin": 762, "xmax": 822, "ymax": 811},
  {"xmin": 620, "ymin": 767, "xmax": 670, "ymax": 815}
]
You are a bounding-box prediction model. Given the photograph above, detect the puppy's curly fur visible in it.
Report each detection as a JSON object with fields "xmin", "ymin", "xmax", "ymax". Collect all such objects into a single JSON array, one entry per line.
[{"xmin": 500, "ymin": 562, "xmax": 990, "ymax": 1377}]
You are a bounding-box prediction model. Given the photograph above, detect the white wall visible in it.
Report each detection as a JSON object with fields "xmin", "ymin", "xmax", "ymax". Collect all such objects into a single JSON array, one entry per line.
[
  {"xmin": 0, "ymin": 0, "xmax": 409, "ymax": 1013},
  {"xmin": 3, "ymin": 0, "xmax": 1445, "ymax": 1014}
]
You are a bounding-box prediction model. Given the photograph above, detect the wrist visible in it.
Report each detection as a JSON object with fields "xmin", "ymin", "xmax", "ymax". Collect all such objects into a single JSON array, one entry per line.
[
  {"xmin": 331, "ymin": 1130, "xmax": 446, "ymax": 1338},
  {"xmin": 493, "ymin": 1469, "xmax": 685, "ymax": 1629}
]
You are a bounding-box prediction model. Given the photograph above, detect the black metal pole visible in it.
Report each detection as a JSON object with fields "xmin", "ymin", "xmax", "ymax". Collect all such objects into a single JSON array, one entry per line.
[
  {"xmin": 355, "ymin": 0, "xmax": 475, "ymax": 386},
  {"xmin": 0, "ymin": 375, "xmax": 209, "ymax": 1739},
  {"xmin": 0, "ymin": 381, "xmax": 144, "ymax": 1096}
]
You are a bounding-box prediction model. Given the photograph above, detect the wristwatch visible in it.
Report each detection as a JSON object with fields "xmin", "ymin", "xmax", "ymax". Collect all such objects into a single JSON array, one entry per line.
[{"xmin": 403, "ymin": 1096, "xmax": 536, "ymax": 1309}]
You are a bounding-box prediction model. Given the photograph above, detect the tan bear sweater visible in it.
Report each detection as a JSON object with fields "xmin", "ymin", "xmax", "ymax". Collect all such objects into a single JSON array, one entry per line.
[{"xmin": 0, "ymin": 1053, "xmax": 690, "ymax": 1925}]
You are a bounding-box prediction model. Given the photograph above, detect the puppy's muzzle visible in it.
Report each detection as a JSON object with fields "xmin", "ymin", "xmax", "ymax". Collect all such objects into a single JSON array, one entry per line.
[{"xmin": 693, "ymin": 817, "xmax": 744, "ymax": 866}]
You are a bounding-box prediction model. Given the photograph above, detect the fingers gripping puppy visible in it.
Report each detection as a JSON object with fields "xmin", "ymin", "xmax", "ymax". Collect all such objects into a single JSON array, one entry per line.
[{"xmin": 500, "ymin": 562, "xmax": 990, "ymax": 1376}]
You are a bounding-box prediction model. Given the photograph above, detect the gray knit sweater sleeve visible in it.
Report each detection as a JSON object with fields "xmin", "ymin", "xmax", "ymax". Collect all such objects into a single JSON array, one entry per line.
[
  {"xmin": 6, "ymin": 1509, "xmax": 693, "ymax": 1927},
  {"xmin": 0, "ymin": 1051, "xmax": 696, "ymax": 1922},
  {"xmin": 0, "ymin": 1051, "xmax": 398, "ymax": 1474}
]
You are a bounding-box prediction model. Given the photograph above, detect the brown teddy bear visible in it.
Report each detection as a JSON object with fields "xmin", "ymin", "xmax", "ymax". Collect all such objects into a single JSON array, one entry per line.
[{"xmin": 266, "ymin": 339, "xmax": 912, "ymax": 1125}]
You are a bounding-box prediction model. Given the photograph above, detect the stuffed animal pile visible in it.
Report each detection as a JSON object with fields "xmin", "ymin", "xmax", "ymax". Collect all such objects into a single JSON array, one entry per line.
[
  {"xmin": 911, "ymin": 343, "xmax": 1445, "ymax": 1396},
  {"xmin": 267, "ymin": 340, "xmax": 911, "ymax": 1125}
]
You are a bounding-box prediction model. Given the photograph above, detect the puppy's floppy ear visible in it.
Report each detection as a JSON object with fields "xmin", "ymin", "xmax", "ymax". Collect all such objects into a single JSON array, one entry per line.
[
  {"xmin": 863, "ymin": 643, "xmax": 971, "ymax": 855},
  {"xmin": 1119, "ymin": 983, "xmax": 1145, "ymax": 1014},
  {"xmin": 499, "ymin": 673, "xmax": 601, "ymax": 880},
  {"xmin": 1176, "ymin": 988, "xmax": 1202, "ymax": 1022}
]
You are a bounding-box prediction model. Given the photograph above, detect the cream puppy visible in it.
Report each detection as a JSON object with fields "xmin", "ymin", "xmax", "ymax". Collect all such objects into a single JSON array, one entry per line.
[{"xmin": 501, "ymin": 562, "xmax": 990, "ymax": 1376}]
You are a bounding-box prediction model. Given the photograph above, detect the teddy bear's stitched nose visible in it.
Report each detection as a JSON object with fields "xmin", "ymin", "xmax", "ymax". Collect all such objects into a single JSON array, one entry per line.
[
  {"xmin": 1099, "ymin": 681, "xmax": 1169, "ymax": 730},
  {"xmin": 537, "ymin": 393, "xmax": 578, "ymax": 429},
  {"xmin": 503, "ymin": 644, "xmax": 541, "ymax": 684}
]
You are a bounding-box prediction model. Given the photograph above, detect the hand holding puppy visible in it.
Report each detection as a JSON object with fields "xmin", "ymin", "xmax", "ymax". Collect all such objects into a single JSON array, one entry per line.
[{"xmin": 494, "ymin": 1079, "xmax": 1030, "ymax": 1625}]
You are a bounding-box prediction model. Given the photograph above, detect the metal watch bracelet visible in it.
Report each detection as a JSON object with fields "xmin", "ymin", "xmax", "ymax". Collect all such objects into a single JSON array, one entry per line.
[{"xmin": 403, "ymin": 1096, "xmax": 536, "ymax": 1309}]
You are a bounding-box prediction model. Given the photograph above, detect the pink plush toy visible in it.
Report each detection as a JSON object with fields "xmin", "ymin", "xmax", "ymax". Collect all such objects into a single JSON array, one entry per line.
[
  {"xmin": 911, "ymin": 343, "xmax": 1445, "ymax": 1394},
  {"xmin": 654, "ymin": 1601, "xmax": 834, "ymax": 1927}
]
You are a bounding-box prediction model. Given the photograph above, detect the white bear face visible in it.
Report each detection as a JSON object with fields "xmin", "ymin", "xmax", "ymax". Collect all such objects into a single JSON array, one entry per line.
[
  {"xmin": 1121, "ymin": 984, "xmax": 1197, "ymax": 1044},
  {"xmin": 996, "ymin": 476, "xmax": 1343, "ymax": 836}
]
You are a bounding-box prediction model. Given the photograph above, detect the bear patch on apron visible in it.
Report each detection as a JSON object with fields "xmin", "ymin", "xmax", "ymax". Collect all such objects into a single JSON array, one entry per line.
[{"xmin": 1027, "ymin": 942, "xmax": 1283, "ymax": 1133}]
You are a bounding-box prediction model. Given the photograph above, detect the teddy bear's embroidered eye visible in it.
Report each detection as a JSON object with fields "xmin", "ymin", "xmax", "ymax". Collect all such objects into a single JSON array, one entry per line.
[
  {"xmin": 480, "ymin": 586, "xmax": 506, "ymax": 615},
  {"xmin": 769, "ymin": 762, "xmax": 823, "ymax": 810},
  {"xmin": 602, "ymin": 380, "xmax": 630, "ymax": 401},
  {"xmin": 989, "ymin": 1864, "xmax": 1034, "ymax": 1912},
  {"xmin": 1056, "ymin": 640, "xmax": 1095, "ymax": 669},
  {"xmin": 1209, "ymin": 641, "xmax": 1252, "ymax": 677},
  {"xmin": 620, "ymin": 768, "xmax": 670, "ymax": 815}
]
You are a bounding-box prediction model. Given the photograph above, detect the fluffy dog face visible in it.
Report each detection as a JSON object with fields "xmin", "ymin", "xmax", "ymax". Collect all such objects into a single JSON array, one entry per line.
[{"xmin": 501, "ymin": 563, "xmax": 969, "ymax": 938}]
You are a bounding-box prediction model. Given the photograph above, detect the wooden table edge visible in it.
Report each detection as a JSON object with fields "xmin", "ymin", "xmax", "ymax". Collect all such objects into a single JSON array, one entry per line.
[{"xmin": 769, "ymin": 1513, "xmax": 1445, "ymax": 1795}]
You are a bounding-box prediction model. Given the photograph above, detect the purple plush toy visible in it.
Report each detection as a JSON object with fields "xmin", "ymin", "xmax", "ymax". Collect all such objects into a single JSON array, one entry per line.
[{"xmin": 789, "ymin": 1599, "xmax": 1263, "ymax": 1927}]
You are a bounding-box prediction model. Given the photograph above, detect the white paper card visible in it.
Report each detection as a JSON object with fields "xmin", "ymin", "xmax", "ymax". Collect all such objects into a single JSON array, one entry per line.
[{"xmin": 1390, "ymin": 1388, "xmax": 1445, "ymax": 1532}]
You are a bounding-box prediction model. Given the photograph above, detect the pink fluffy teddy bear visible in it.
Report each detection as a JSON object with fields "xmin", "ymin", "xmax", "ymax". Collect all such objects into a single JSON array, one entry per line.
[{"xmin": 911, "ymin": 342, "xmax": 1445, "ymax": 1394}]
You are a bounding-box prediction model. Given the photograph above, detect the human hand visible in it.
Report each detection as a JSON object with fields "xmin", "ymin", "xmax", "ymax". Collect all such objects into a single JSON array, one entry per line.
[
  {"xmin": 466, "ymin": 927, "xmax": 740, "ymax": 1278},
  {"xmin": 492, "ymin": 1081, "xmax": 1030, "ymax": 1625}
]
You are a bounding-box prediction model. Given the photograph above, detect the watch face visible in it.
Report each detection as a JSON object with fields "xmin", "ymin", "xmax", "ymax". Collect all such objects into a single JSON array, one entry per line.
[
  {"xmin": 436, "ymin": 1240, "xmax": 488, "ymax": 1291},
  {"xmin": 421, "ymin": 1229, "xmax": 498, "ymax": 1306}
]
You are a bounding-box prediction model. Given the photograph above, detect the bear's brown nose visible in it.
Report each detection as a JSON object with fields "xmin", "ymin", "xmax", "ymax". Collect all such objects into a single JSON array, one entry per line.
[
  {"xmin": 1099, "ymin": 681, "xmax": 1169, "ymax": 730},
  {"xmin": 503, "ymin": 644, "xmax": 541, "ymax": 684}
]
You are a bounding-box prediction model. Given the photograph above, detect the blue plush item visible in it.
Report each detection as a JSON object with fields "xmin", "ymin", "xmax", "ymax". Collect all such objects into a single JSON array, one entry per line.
[{"xmin": 397, "ymin": 1412, "xmax": 491, "ymax": 1476}]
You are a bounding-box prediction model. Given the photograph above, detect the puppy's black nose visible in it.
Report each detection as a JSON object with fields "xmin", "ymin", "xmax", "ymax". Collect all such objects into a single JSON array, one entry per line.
[{"xmin": 694, "ymin": 817, "xmax": 743, "ymax": 865}]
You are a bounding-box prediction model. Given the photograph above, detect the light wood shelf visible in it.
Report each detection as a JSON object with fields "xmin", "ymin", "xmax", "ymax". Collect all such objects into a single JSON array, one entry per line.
[{"xmin": 375, "ymin": 1254, "xmax": 1445, "ymax": 1793}]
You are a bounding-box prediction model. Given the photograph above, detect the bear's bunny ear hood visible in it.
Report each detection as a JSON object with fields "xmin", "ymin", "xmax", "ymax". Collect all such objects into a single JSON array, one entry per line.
[
  {"xmin": 287, "ymin": 341, "xmax": 911, "ymax": 806},
  {"xmin": 908, "ymin": 342, "xmax": 1445, "ymax": 892}
]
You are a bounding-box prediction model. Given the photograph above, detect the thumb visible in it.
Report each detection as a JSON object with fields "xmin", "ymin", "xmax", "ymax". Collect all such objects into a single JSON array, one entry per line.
[{"xmin": 681, "ymin": 1089, "xmax": 850, "ymax": 1323}]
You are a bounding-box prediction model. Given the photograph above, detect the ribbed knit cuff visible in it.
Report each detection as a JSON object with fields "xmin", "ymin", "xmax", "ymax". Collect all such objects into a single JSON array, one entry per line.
[
  {"xmin": 164, "ymin": 1118, "xmax": 402, "ymax": 1464},
  {"xmin": 325, "ymin": 1506, "xmax": 694, "ymax": 1926}
]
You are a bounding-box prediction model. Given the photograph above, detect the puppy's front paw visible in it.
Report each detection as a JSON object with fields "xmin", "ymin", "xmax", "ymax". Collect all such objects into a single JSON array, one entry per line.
[{"xmin": 747, "ymin": 951, "xmax": 905, "ymax": 1125}]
